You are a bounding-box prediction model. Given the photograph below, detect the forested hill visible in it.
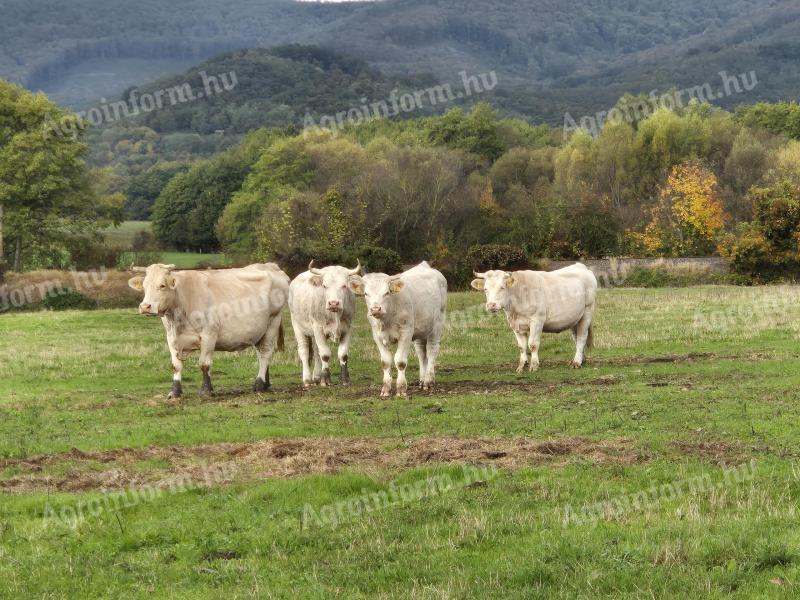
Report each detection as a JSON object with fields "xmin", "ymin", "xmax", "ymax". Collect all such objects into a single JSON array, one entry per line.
[
  {"xmin": 124, "ymin": 46, "xmax": 439, "ymax": 134},
  {"xmin": 5, "ymin": 0, "xmax": 800, "ymax": 120}
]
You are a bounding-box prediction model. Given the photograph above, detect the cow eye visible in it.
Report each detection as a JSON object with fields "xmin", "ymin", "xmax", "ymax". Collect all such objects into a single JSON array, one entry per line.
[{"xmin": 159, "ymin": 284, "xmax": 166, "ymax": 290}]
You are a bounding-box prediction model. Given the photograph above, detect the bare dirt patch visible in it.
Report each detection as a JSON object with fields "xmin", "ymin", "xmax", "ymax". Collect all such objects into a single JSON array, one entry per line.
[
  {"xmin": 0, "ymin": 436, "xmax": 639, "ymax": 493},
  {"xmin": 670, "ymin": 439, "xmax": 774, "ymax": 463}
]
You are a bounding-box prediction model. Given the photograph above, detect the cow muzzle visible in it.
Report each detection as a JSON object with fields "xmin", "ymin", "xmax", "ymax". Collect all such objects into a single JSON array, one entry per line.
[
  {"xmin": 486, "ymin": 302, "xmax": 501, "ymax": 313},
  {"xmin": 369, "ymin": 306, "xmax": 384, "ymax": 318},
  {"xmin": 139, "ymin": 303, "xmax": 160, "ymax": 316},
  {"xmin": 326, "ymin": 300, "xmax": 342, "ymax": 313}
]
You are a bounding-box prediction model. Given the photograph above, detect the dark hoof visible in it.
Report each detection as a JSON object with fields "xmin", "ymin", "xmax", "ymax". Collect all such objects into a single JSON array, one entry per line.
[
  {"xmin": 254, "ymin": 377, "xmax": 270, "ymax": 393},
  {"xmin": 339, "ymin": 365, "xmax": 350, "ymax": 386},
  {"xmin": 167, "ymin": 381, "xmax": 182, "ymax": 400},
  {"xmin": 199, "ymin": 385, "xmax": 214, "ymax": 397}
]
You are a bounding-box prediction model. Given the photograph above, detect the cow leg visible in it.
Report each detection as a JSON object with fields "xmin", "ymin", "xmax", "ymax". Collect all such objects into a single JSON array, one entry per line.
[
  {"xmin": 337, "ymin": 327, "xmax": 352, "ymax": 385},
  {"xmin": 423, "ymin": 336, "xmax": 441, "ymax": 391},
  {"xmin": 571, "ymin": 310, "xmax": 593, "ymax": 368},
  {"xmin": 527, "ymin": 321, "xmax": 544, "ymax": 372},
  {"xmin": 413, "ymin": 340, "xmax": 427, "ymax": 389},
  {"xmin": 299, "ymin": 335, "xmax": 316, "ymax": 388},
  {"xmin": 254, "ymin": 315, "xmax": 281, "ymax": 392},
  {"xmin": 198, "ymin": 336, "xmax": 216, "ymax": 396},
  {"xmin": 513, "ymin": 330, "xmax": 529, "ymax": 373},
  {"xmin": 394, "ymin": 334, "xmax": 411, "ymax": 398},
  {"xmin": 167, "ymin": 339, "xmax": 183, "ymax": 400},
  {"xmin": 312, "ymin": 328, "xmax": 332, "ymax": 387},
  {"xmin": 311, "ymin": 342, "xmax": 322, "ymax": 384},
  {"xmin": 372, "ymin": 330, "xmax": 394, "ymax": 397}
]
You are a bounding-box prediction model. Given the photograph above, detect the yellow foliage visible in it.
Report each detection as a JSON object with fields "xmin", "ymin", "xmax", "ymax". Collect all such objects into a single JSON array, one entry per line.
[{"xmin": 637, "ymin": 162, "xmax": 727, "ymax": 255}]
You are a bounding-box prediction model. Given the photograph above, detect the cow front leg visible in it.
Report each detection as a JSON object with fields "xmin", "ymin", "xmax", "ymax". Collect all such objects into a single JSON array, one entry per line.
[
  {"xmin": 296, "ymin": 332, "xmax": 315, "ymax": 389},
  {"xmin": 374, "ymin": 334, "xmax": 393, "ymax": 397},
  {"xmin": 198, "ymin": 336, "xmax": 216, "ymax": 396},
  {"xmin": 413, "ymin": 340, "xmax": 427, "ymax": 389},
  {"xmin": 337, "ymin": 327, "xmax": 352, "ymax": 385},
  {"xmin": 312, "ymin": 328, "xmax": 333, "ymax": 387},
  {"xmin": 527, "ymin": 321, "xmax": 544, "ymax": 372},
  {"xmin": 167, "ymin": 342, "xmax": 183, "ymax": 400},
  {"xmin": 512, "ymin": 330, "xmax": 529, "ymax": 373},
  {"xmin": 423, "ymin": 336, "xmax": 441, "ymax": 391},
  {"xmin": 394, "ymin": 336, "xmax": 411, "ymax": 398}
]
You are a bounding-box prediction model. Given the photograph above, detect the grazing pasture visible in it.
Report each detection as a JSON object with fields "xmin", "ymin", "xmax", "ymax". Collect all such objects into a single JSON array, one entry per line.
[{"xmin": 1, "ymin": 287, "xmax": 800, "ymax": 598}]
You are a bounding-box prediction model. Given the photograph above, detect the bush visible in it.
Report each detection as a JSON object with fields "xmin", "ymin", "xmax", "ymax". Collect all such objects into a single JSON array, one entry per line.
[
  {"xmin": 68, "ymin": 241, "xmax": 124, "ymax": 270},
  {"xmin": 618, "ymin": 266, "xmax": 747, "ymax": 287},
  {"xmin": 42, "ymin": 289, "xmax": 98, "ymax": 311},
  {"xmin": 467, "ymin": 244, "xmax": 529, "ymax": 271},
  {"xmin": 359, "ymin": 245, "xmax": 403, "ymax": 274}
]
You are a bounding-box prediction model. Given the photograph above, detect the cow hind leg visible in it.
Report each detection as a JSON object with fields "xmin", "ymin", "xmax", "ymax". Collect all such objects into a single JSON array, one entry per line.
[
  {"xmin": 570, "ymin": 310, "xmax": 593, "ymax": 368},
  {"xmin": 423, "ymin": 337, "xmax": 441, "ymax": 391},
  {"xmin": 413, "ymin": 340, "xmax": 427, "ymax": 389},
  {"xmin": 254, "ymin": 315, "xmax": 281, "ymax": 392},
  {"xmin": 198, "ymin": 337, "xmax": 216, "ymax": 396}
]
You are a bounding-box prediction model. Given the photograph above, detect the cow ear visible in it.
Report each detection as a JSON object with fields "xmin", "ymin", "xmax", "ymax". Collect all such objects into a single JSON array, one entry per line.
[
  {"xmin": 309, "ymin": 274, "xmax": 323, "ymax": 287},
  {"xmin": 505, "ymin": 274, "xmax": 516, "ymax": 288},
  {"xmin": 388, "ymin": 279, "xmax": 404, "ymax": 294},
  {"xmin": 169, "ymin": 276, "xmax": 178, "ymax": 290},
  {"xmin": 128, "ymin": 276, "xmax": 144, "ymax": 291},
  {"xmin": 348, "ymin": 277, "xmax": 365, "ymax": 296},
  {"xmin": 470, "ymin": 279, "xmax": 485, "ymax": 291}
]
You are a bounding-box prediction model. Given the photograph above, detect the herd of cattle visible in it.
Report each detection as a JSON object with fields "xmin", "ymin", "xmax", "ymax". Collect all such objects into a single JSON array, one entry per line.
[{"xmin": 128, "ymin": 260, "xmax": 598, "ymax": 398}]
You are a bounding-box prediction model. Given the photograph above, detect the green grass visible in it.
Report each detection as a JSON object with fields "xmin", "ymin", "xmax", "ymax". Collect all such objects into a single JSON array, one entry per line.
[
  {"xmin": 105, "ymin": 221, "xmax": 231, "ymax": 268},
  {"xmin": 1, "ymin": 287, "xmax": 800, "ymax": 598},
  {"xmin": 104, "ymin": 220, "xmax": 152, "ymax": 246}
]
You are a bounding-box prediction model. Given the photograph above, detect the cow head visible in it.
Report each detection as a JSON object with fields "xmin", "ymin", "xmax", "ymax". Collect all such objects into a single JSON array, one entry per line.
[
  {"xmin": 308, "ymin": 260, "xmax": 362, "ymax": 313},
  {"xmin": 357, "ymin": 273, "xmax": 404, "ymax": 319},
  {"xmin": 128, "ymin": 264, "xmax": 178, "ymax": 316},
  {"xmin": 471, "ymin": 270, "xmax": 516, "ymax": 313}
]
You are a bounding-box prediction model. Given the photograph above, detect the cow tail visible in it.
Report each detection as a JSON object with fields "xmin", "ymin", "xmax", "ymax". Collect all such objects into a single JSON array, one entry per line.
[
  {"xmin": 277, "ymin": 321, "xmax": 285, "ymax": 352},
  {"xmin": 586, "ymin": 324, "xmax": 594, "ymax": 352}
]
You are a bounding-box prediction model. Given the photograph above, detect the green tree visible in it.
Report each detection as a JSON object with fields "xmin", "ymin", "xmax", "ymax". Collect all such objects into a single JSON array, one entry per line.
[{"xmin": 0, "ymin": 80, "xmax": 111, "ymax": 274}]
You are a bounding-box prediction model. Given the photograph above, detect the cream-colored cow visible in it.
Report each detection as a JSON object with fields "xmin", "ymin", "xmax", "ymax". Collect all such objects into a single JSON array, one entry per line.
[
  {"xmin": 471, "ymin": 263, "xmax": 597, "ymax": 371},
  {"xmin": 129, "ymin": 263, "xmax": 289, "ymax": 398}
]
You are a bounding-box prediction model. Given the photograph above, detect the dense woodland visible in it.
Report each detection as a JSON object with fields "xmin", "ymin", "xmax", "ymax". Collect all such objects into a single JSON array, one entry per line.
[{"xmin": 132, "ymin": 98, "xmax": 800, "ymax": 285}]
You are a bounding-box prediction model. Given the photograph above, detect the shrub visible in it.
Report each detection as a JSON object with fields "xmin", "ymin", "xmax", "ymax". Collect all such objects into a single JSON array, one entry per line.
[
  {"xmin": 42, "ymin": 289, "xmax": 98, "ymax": 311},
  {"xmin": 467, "ymin": 244, "xmax": 529, "ymax": 271},
  {"xmin": 68, "ymin": 241, "xmax": 124, "ymax": 270},
  {"xmin": 358, "ymin": 245, "xmax": 403, "ymax": 274}
]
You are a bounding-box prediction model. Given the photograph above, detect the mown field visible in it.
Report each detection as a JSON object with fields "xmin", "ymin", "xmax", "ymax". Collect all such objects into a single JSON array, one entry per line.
[{"xmin": 2, "ymin": 287, "xmax": 800, "ymax": 598}]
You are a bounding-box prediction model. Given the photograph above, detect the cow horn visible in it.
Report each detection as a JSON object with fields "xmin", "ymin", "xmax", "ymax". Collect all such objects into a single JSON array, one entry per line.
[
  {"xmin": 131, "ymin": 265, "xmax": 147, "ymax": 272},
  {"xmin": 347, "ymin": 259, "xmax": 362, "ymax": 276},
  {"xmin": 473, "ymin": 271, "xmax": 486, "ymax": 278},
  {"xmin": 308, "ymin": 260, "xmax": 323, "ymax": 275}
]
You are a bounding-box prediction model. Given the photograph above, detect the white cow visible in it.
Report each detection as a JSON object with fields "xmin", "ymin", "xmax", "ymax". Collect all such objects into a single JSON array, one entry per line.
[
  {"xmin": 128, "ymin": 263, "xmax": 290, "ymax": 398},
  {"xmin": 351, "ymin": 261, "xmax": 447, "ymax": 397},
  {"xmin": 471, "ymin": 263, "xmax": 597, "ymax": 371},
  {"xmin": 288, "ymin": 260, "xmax": 361, "ymax": 387}
]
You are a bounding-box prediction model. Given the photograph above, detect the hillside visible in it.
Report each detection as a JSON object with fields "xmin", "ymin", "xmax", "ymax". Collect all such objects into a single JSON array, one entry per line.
[
  {"xmin": 5, "ymin": 0, "xmax": 800, "ymax": 118},
  {"xmin": 126, "ymin": 46, "xmax": 440, "ymax": 134}
]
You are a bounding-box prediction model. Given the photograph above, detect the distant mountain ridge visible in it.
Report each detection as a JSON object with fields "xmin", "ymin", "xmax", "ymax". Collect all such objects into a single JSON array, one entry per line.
[{"xmin": 4, "ymin": 0, "xmax": 800, "ymax": 120}]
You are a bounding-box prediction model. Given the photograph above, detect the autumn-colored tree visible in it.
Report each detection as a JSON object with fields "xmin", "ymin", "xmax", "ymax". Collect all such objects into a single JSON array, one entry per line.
[{"xmin": 635, "ymin": 162, "xmax": 727, "ymax": 256}]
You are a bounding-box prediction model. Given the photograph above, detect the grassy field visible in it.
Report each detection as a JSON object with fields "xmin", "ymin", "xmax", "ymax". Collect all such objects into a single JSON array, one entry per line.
[
  {"xmin": 105, "ymin": 221, "xmax": 230, "ymax": 268},
  {"xmin": 2, "ymin": 287, "xmax": 800, "ymax": 598}
]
